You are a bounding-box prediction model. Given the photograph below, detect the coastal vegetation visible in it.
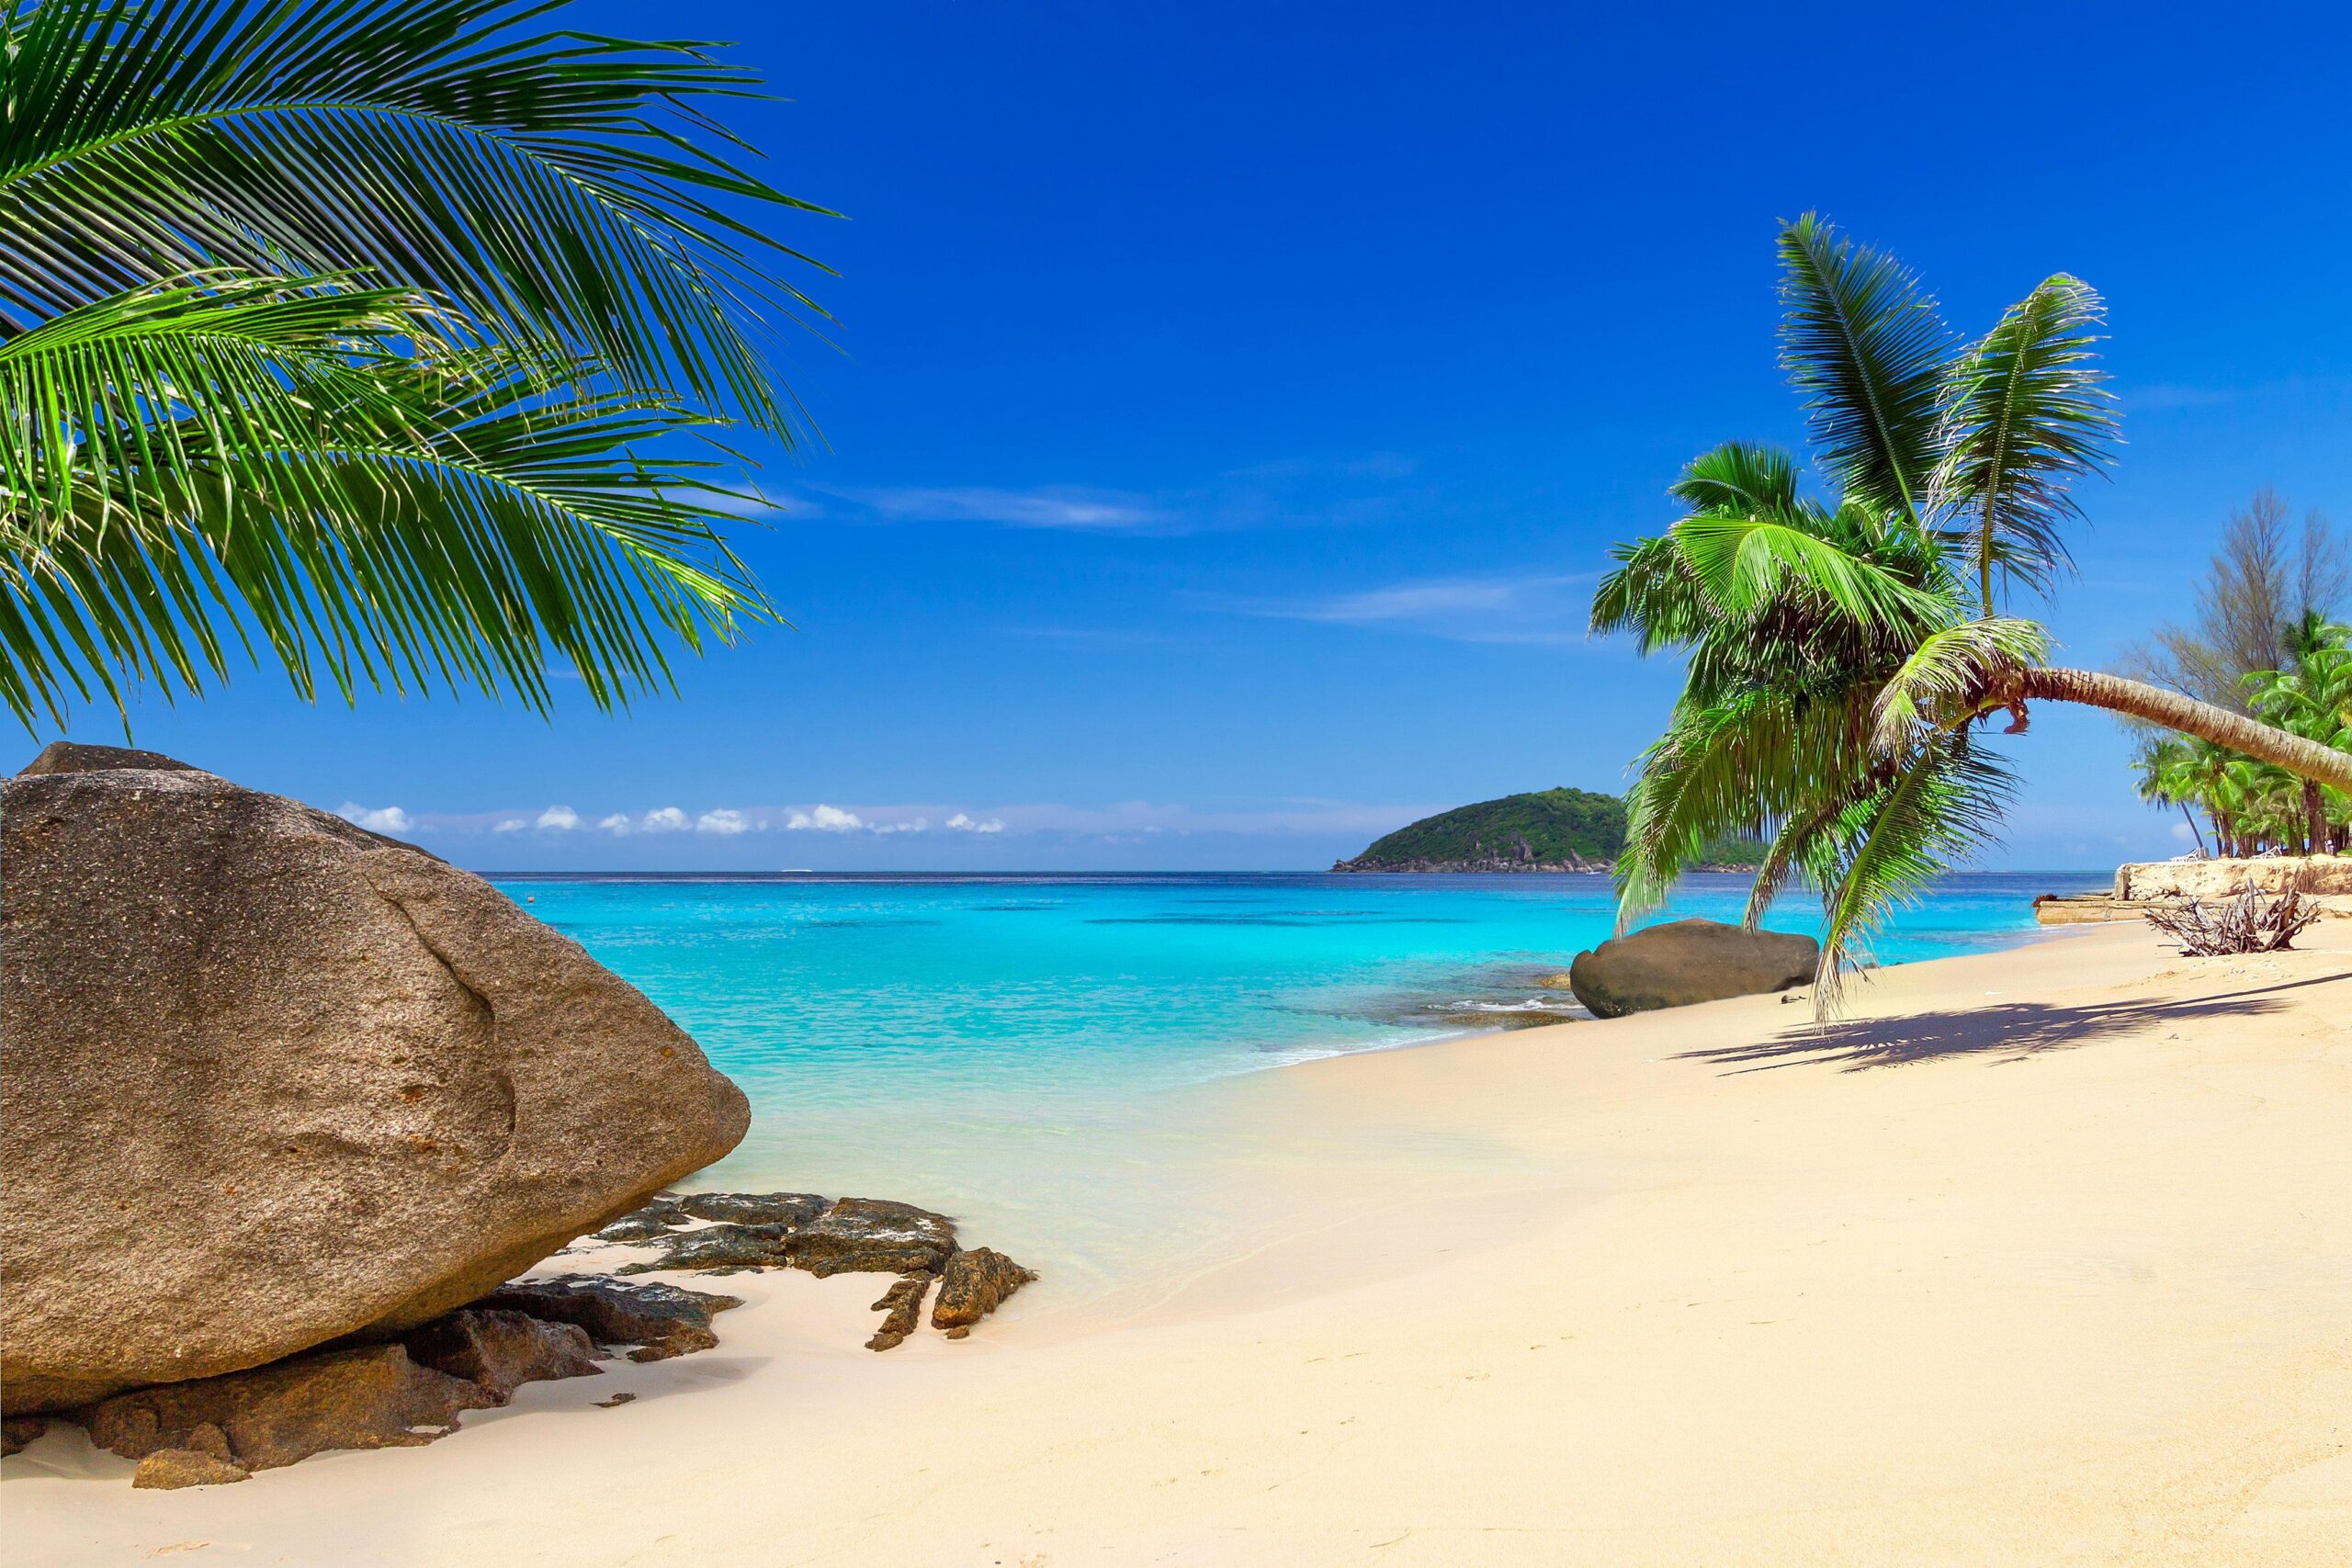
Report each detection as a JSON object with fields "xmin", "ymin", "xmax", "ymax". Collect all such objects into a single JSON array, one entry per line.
[
  {"xmin": 0, "ymin": 0, "xmax": 831, "ymax": 732},
  {"xmin": 2126, "ymin": 493, "xmax": 2349, "ymax": 854},
  {"xmin": 2133, "ymin": 618, "xmax": 2352, "ymax": 855},
  {"xmin": 1591, "ymin": 216, "xmax": 2352, "ymax": 1007}
]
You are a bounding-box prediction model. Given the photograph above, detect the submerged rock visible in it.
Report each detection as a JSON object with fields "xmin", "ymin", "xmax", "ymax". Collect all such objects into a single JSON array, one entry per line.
[
  {"xmin": 0, "ymin": 744, "xmax": 750, "ymax": 1415},
  {"xmin": 1566, "ymin": 919, "xmax": 1817, "ymax": 1019},
  {"xmin": 478, "ymin": 1275, "xmax": 739, "ymax": 1363},
  {"xmin": 865, "ymin": 1275, "xmax": 932, "ymax": 1351},
  {"xmin": 615, "ymin": 1221, "xmax": 797, "ymax": 1276},
  {"xmin": 932, "ymin": 1247, "xmax": 1038, "ymax": 1335},
  {"xmin": 794, "ymin": 1198, "xmax": 958, "ymax": 1278},
  {"xmin": 76, "ymin": 1344, "xmax": 494, "ymax": 1473},
  {"xmin": 404, "ymin": 1309, "xmax": 602, "ymax": 1401}
]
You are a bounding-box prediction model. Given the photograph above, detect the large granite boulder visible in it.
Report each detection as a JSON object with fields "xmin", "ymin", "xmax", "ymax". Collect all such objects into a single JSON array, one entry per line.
[
  {"xmin": 1566, "ymin": 918, "xmax": 1818, "ymax": 1018},
  {"xmin": 1, "ymin": 745, "xmax": 750, "ymax": 1415}
]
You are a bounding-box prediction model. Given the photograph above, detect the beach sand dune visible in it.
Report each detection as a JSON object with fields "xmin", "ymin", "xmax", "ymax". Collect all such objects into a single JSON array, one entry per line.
[{"xmin": 9, "ymin": 921, "xmax": 2349, "ymax": 1565}]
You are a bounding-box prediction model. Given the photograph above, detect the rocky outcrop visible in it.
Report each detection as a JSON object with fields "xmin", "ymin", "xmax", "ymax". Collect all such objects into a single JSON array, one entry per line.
[
  {"xmin": 0, "ymin": 744, "xmax": 750, "ymax": 1415},
  {"xmin": 865, "ymin": 1276, "xmax": 932, "ymax": 1350},
  {"xmin": 1566, "ymin": 919, "xmax": 1818, "ymax": 1018},
  {"xmin": 402, "ymin": 1309, "xmax": 602, "ymax": 1401},
  {"xmin": 477, "ymin": 1275, "xmax": 740, "ymax": 1363},
  {"xmin": 2114, "ymin": 855, "xmax": 2352, "ymax": 902},
  {"xmin": 615, "ymin": 1221, "xmax": 797, "ymax": 1275},
  {"xmin": 77, "ymin": 1344, "xmax": 497, "ymax": 1473},
  {"xmin": 589, "ymin": 1190, "xmax": 1032, "ymax": 1349},
  {"xmin": 932, "ymin": 1248, "xmax": 1038, "ymax": 1337}
]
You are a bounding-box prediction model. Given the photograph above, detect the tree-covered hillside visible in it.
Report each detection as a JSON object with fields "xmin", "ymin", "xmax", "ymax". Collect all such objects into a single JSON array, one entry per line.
[
  {"xmin": 1335, "ymin": 788, "xmax": 1626, "ymax": 870},
  {"xmin": 1334, "ymin": 789, "xmax": 1767, "ymax": 872}
]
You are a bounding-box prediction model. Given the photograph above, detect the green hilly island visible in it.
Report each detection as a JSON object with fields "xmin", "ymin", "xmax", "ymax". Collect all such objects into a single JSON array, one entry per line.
[{"xmin": 1334, "ymin": 789, "xmax": 1765, "ymax": 873}]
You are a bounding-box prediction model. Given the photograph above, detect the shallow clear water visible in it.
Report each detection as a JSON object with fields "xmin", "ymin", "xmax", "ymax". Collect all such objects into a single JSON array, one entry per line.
[{"xmin": 494, "ymin": 870, "xmax": 2105, "ymax": 1289}]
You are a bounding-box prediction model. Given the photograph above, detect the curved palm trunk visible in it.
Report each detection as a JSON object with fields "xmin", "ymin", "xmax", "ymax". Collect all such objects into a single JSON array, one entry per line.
[{"xmin": 2017, "ymin": 668, "xmax": 2352, "ymax": 793}]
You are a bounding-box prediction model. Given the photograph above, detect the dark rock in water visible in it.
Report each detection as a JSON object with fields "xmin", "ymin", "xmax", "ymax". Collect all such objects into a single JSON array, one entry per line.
[
  {"xmin": 479, "ymin": 1275, "xmax": 738, "ymax": 1363},
  {"xmin": 615, "ymin": 1221, "xmax": 797, "ymax": 1276},
  {"xmin": 932, "ymin": 1247, "xmax": 1038, "ymax": 1333},
  {"xmin": 676, "ymin": 1191, "xmax": 830, "ymax": 1227},
  {"xmin": 132, "ymin": 1448, "xmax": 251, "ymax": 1489},
  {"xmin": 404, "ymin": 1308, "xmax": 602, "ymax": 1401},
  {"xmin": 1566, "ymin": 918, "xmax": 1818, "ymax": 1018},
  {"xmin": 865, "ymin": 1275, "xmax": 932, "ymax": 1351},
  {"xmin": 76, "ymin": 1344, "xmax": 494, "ymax": 1472},
  {"xmin": 794, "ymin": 1198, "xmax": 958, "ymax": 1278},
  {"xmin": 3, "ymin": 1415, "xmax": 48, "ymax": 1454},
  {"xmin": 0, "ymin": 744, "xmax": 751, "ymax": 1416}
]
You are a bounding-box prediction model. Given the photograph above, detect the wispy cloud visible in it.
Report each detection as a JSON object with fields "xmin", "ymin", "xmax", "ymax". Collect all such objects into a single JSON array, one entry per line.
[
  {"xmin": 833, "ymin": 486, "xmax": 1161, "ymax": 531},
  {"xmin": 1211, "ymin": 572, "xmax": 1597, "ymax": 645},
  {"xmin": 536, "ymin": 805, "xmax": 581, "ymax": 831},
  {"xmin": 641, "ymin": 807, "xmax": 691, "ymax": 833},
  {"xmin": 945, "ymin": 812, "xmax": 1004, "ymax": 833},
  {"xmin": 695, "ymin": 808, "xmax": 750, "ymax": 836}
]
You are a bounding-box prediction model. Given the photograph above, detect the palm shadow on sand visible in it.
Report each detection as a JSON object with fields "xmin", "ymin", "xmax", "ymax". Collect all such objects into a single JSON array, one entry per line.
[{"xmin": 1677, "ymin": 972, "xmax": 2348, "ymax": 1074}]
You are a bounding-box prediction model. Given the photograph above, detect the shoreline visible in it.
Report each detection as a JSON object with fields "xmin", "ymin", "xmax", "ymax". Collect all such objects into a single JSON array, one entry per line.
[{"xmin": 13, "ymin": 919, "xmax": 2348, "ymax": 1563}]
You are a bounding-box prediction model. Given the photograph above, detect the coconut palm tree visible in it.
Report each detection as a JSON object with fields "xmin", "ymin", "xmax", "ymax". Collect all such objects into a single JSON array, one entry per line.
[
  {"xmin": 2245, "ymin": 615, "xmax": 2352, "ymax": 851},
  {"xmin": 2, "ymin": 0, "xmax": 836, "ymax": 732},
  {"xmin": 2132, "ymin": 738, "xmax": 2210, "ymax": 855},
  {"xmin": 1593, "ymin": 216, "xmax": 2352, "ymax": 1009}
]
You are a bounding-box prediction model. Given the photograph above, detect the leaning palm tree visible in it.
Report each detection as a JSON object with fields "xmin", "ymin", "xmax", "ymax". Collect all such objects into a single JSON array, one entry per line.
[
  {"xmin": 2, "ymin": 0, "xmax": 835, "ymax": 731},
  {"xmin": 1593, "ymin": 216, "xmax": 2352, "ymax": 1010}
]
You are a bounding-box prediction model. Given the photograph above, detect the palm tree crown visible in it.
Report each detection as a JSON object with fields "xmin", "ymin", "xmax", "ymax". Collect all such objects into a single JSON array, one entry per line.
[{"xmin": 1594, "ymin": 216, "xmax": 2352, "ymax": 1010}]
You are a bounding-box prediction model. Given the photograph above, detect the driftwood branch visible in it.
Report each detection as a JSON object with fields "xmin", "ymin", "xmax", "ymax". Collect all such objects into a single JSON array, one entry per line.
[{"xmin": 2142, "ymin": 886, "xmax": 2320, "ymax": 956}]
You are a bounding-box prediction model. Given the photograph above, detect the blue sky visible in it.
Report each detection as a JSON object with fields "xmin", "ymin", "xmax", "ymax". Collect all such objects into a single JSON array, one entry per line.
[{"xmin": 40, "ymin": 1, "xmax": 2352, "ymax": 871}]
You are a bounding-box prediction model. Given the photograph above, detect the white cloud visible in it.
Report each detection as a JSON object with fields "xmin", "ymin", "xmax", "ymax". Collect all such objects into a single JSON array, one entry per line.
[
  {"xmin": 785, "ymin": 805, "xmax": 866, "ymax": 832},
  {"xmin": 945, "ymin": 812, "xmax": 1005, "ymax": 834},
  {"xmin": 641, "ymin": 807, "xmax": 691, "ymax": 833},
  {"xmin": 696, "ymin": 808, "xmax": 751, "ymax": 836},
  {"xmin": 872, "ymin": 818, "xmax": 929, "ymax": 835},
  {"xmin": 842, "ymin": 485, "xmax": 1159, "ymax": 531},
  {"xmin": 337, "ymin": 802, "xmax": 413, "ymax": 834},
  {"xmin": 536, "ymin": 805, "xmax": 581, "ymax": 831},
  {"xmin": 492, "ymin": 818, "xmax": 526, "ymax": 834},
  {"xmin": 597, "ymin": 813, "xmax": 632, "ymax": 834}
]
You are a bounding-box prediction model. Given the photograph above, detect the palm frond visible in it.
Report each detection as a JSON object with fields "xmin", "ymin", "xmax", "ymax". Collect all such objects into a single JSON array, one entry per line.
[
  {"xmin": 2, "ymin": 342, "xmax": 779, "ymax": 730},
  {"xmin": 1776, "ymin": 213, "xmax": 1956, "ymax": 519},
  {"xmin": 1671, "ymin": 512, "xmax": 1950, "ymax": 630},
  {"xmin": 1928, "ymin": 274, "xmax": 2118, "ymax": 611},
  {"xmin": 2, "ymin": 0, "xmax": 837, "ymax": 436},
  {"xmin": 1813, "ymin": 732, "xmax": 2016, "ymax": 1015}
]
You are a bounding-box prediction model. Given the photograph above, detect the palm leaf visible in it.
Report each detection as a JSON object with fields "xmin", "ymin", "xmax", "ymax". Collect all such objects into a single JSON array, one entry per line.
[
  {"xmin": 1928, "ymin": 274, "xmax": 2118, "ymax": 611},
  {"xmin": 1812, "ymin": 732, "xmax": 2015, "ymax": 1014},
  {"xmin": 1777, "ymin": 213, "xmax": 1956, "ymax": 519},
  {"xmin": 1, "ymin": 0, "xmax": 837, "ymax": 436}
]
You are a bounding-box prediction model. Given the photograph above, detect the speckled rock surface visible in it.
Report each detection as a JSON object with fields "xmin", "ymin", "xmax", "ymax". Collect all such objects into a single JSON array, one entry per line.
[{"xmin": 0, "ymin": 744, "xmax": 750, "ymax": 1415}]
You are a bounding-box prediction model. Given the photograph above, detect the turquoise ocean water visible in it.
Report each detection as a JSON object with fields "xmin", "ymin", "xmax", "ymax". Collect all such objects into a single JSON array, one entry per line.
[{"xmin": 496, "ymin": 870, "xmax": 2104, "ymax": 1289}]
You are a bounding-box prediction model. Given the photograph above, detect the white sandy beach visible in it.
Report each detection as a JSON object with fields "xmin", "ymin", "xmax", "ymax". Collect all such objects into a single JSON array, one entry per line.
[{"xmin": 10, "ymin": 919, "xmax": 2351, "ymax": 1565}]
